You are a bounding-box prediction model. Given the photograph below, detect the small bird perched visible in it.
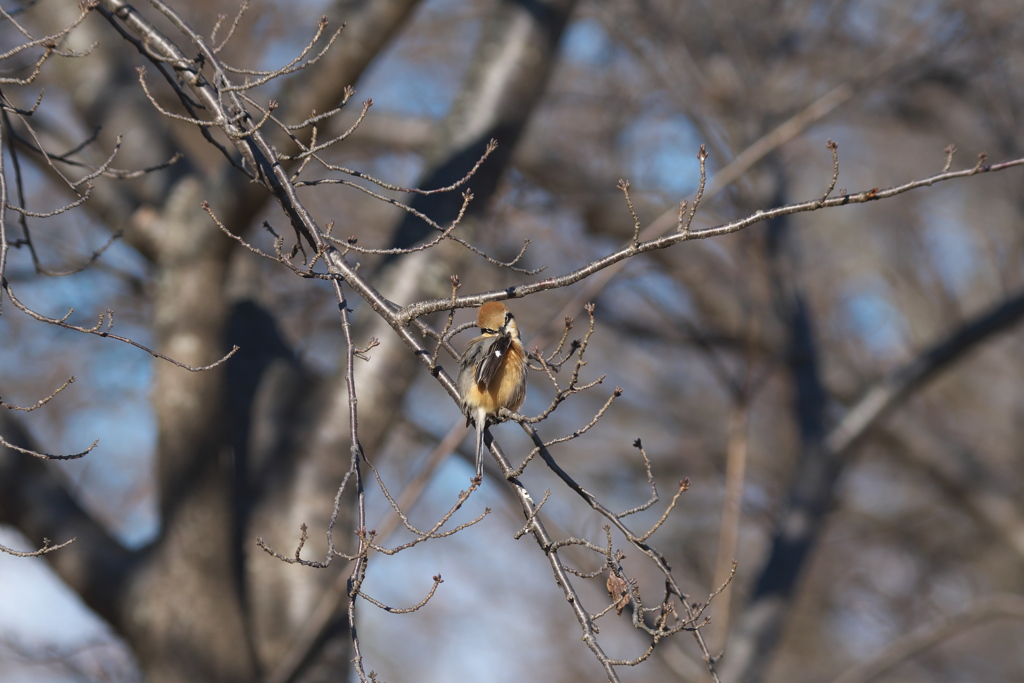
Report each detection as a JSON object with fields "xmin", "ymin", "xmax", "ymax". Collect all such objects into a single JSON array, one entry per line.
[{"xmin": 458, "ymin": 301, "xmax": 528, "ymax": 480}]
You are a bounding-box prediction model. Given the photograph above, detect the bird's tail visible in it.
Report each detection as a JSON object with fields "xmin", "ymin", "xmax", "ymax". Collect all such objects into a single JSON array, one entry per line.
[{"xmin": 474, "ymin": 413, "xmax": 486, "ymax": 480}]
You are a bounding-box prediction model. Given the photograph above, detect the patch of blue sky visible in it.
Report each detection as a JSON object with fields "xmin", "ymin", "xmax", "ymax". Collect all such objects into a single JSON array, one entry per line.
[
  {"xmin": 62, "ymin": 400, "xmax": 159, "ymax": 548},
  {"xmin": 561, "ymin": 17, "xmax": 614, "ymax": 66},
  {"xmin": 267, "ymin": 0, "xmax": 329, "ymax": 11},
  {"xmin": 14, "ymin": 274, "xmax": 91, "ymax": 317},
  {"xmin": 843, "ymin": 0, "xmax": 962, "ymax": 44},
  {"xmin": 840, "ymin": 278, "xmax": 905, "ymax": 357},
  {"xmin": 620, "ymin": 114, "xmax": 704, "ymax": 196},
  {"xmin": 4, "ymin": 244, "xmax": 132, "ymax": 316},
  {"xmin": 592, "ymin": 269, "xmax": 696, "ymax": 362},
  {"xmin": 827, "ymin": 580, "xmax": 901, "ymax": 659},
  {"xmin": 0, "ymin": 318, "xmax": 157, "ymax": 545},
  {"xmin": 66, "ymin": 398, "xmax": 152, "ymax": 466},
  {"xmin": 0, "ymin": 527, "xmax": 135, "ymax": 683},
  {"xmin": 2, "ymin": 251, "xmax": 156, "ymax": 547},
  {"xmin": 844, "ymin": 459, "xmax": 912, "ymax": 519},
  {"xmin": 0, "ymin": 527, "xmax": 111, "ymax": 641},
  {"xmin": 624, "ymin": 269, "xmax": 694, "ymax": 319},
  {"xmin": 356, "ymin": 0, "xmax": 478, "ymax": 119},
  {"xmin": 356, "ymin": 457, "xmax": 582, "ymax": 682},
  {"xmin": 370, "ymin": 150, "xmax": 424, "ymax": 189},
  {"xmin": 68, "ymin": 329, "xmax": 156, "ymax": 542},
  {"xmin": 97, "ymin": 235, "xmax": 151, "ymax": 283},
  {"xmin": 804, "ymin": 1, "xmax": 834, "ymax": 31},
  {"xmin": 255, "ymin": 0, "xmax": 332, "ymax": 72},
  {"xmin": 358, "ymin": 56, "xmax": 460, "ymax": 120},
  {"xmin": 920, "ymin": 190, "xmax": 977, "ymax": 297},
  {"xmin": 0, "ymin": 296, "xmax": 150, "ymax": 402},
  {"xmin": 741, "ymin": 480, "xmax": 774, "ymax": 515}
]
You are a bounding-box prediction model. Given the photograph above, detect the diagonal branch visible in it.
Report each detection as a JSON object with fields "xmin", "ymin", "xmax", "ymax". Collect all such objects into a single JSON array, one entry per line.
[
  {"xmin": 396, "ymin": 153, "xmax": 1024, "ymax": 322},
  {"xmin": 725, "ymin": 283, "xmax": 1024, "ymax": 683},
  {"xmin": 829, "ymin": 594, "xmax": 1024, "ymax": 683},
  {"xmin": 825, "ymin": 287, "xmax": 1024, "ymax": 456},
  {"xmin": 0, "ymin": 412, "xmax": 135, "ymax": 628}
]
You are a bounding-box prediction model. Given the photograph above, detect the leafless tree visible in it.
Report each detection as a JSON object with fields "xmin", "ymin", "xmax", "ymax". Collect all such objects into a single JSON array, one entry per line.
[{"xmin": 3, "ymin": 1, "xmax": 1024, "ymax": 683}]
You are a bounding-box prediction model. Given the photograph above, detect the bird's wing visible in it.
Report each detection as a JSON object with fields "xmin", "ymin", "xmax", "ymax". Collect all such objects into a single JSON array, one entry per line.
[{"xmin": 475, "ymin": 334, "xmax": 513, "ymax": 387}]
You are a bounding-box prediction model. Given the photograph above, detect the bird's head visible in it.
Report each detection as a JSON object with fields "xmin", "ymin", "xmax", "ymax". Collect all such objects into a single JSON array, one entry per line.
[{"xmin": 477, "ymin": 301, "xmax": 516, "ymax": 336}]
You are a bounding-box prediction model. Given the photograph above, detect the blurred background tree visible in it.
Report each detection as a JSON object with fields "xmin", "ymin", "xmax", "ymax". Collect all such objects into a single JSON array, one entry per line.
[{"xmin": 2, "ymin": 0, "xmax": 1024, "ymax": 682}]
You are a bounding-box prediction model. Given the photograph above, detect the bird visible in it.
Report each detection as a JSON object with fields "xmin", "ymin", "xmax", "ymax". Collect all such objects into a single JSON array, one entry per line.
[{"xmin": 458, "ymin": 301, "xmax": 528, "ymax": 480}]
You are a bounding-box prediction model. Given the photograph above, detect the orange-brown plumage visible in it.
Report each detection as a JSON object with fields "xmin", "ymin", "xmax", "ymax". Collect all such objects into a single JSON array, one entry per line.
[{"xmin": 458, "ymin": 302, "xmax": 528, "ymax": 479}]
